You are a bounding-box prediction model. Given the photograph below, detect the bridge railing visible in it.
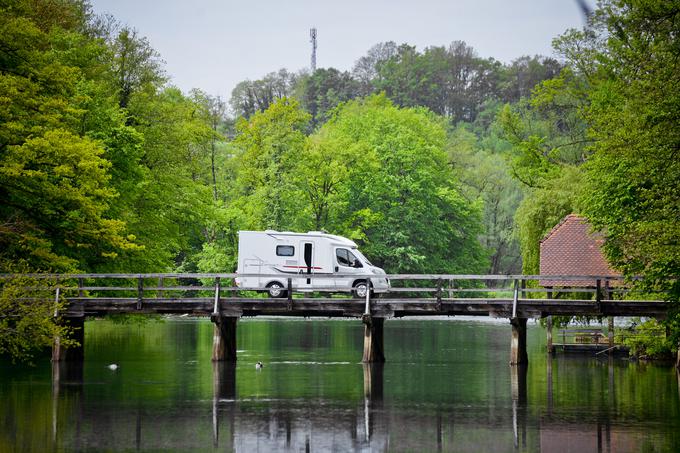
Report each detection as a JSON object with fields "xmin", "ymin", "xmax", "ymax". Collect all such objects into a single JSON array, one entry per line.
[{"xmin": 0, "ymin": 272, "xmax": 656, "ymax": 303}]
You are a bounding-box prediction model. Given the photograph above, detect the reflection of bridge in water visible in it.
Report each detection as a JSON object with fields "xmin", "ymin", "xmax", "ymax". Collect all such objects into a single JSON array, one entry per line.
[
  {"xmin": 50, "ymin": 359, "xmax": 680, "ymax": 451},
  {"xmin": 23, "ymin": 272, "xmax": 669, "ymax": 365}
]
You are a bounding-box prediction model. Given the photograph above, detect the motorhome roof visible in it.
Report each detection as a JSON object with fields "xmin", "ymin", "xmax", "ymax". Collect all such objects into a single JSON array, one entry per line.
[{"xmin": 241, "ymin": 230, "xmax": 357, "ymax": 247}]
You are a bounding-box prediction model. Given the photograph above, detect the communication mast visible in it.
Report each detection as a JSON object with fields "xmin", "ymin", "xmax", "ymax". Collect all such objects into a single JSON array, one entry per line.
[{"xmin": 309, "ymin": 28, "xmax": 317, "ymax": 72}]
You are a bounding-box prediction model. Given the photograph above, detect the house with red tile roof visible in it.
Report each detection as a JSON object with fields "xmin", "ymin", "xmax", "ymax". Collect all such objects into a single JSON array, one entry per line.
[{"xmin": 539, "ymin": 214, "xmax": 621, "ymax": 287}]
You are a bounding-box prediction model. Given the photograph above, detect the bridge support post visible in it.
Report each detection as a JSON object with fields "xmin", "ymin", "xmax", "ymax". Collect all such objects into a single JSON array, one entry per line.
[
  {"xmin": 510, "ymin": 317, "xmax": 528, "ymax": 365},
  {"xmin": 362, "ymin": 316, "xmax": 385, "ymax": 363},
  {"xmin": 211, "ymin": 316, "xmax": 238, "ymax": 362},
  {"xmin": 52, "ymin": 316, "xmax": 85, "ymax": 362}
]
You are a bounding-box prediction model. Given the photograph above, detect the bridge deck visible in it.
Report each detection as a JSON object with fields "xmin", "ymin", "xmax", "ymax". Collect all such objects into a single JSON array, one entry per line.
[
  {"xmin": 62, "ymin": 296, "xmax": 668, "ymax": 319},
  {"xmin": 3, "ymin": 273, "xmax": 671, "ymax": 364},
  {"xmin": 2, "ymin": 272, "xmax": 668, "ymax": 320}
]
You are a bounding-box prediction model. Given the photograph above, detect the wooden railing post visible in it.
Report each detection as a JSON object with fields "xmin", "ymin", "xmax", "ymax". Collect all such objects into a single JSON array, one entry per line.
[
  {"xmin": 78, "ymin": 278, "xmax": 84, "ymax": 298},
  {"xmin": 53, "ymin": 286, "xmax": 60, "ymax": 318},
  {"xmin": 364, "ymin": 278, "xmax": 371, "ymax": 316},
  {"xmin": 287, "ymin": 277, "xmax": 293, "ymax": 310},
  {"xmin": 546, "ymin": 315, "xmax": 554, "ymax": 355},
  {"xmin": 546, "ymin": 289, "xmax": 554, "ymax": 354},
  {"xmin": 158, "ymin": 276, "xmax": 164, "ymax": 299},
  {"xmin": 436, "ymin": 278, "xmax": 442, "ymax": 311},
  {"xmin": 512, "ymin": 279, "xmax": 519, "ymax": 318},
  {"xmin": 596, "ymin": 279, "xmax": 602, "ymax": 310},
  {"xmin": 213, "ymin": 277, "xmax": 221, "ymax": 315},
  {"xmin": 137, "ymin": 276, "xmax": 143, "ymax": 310}
]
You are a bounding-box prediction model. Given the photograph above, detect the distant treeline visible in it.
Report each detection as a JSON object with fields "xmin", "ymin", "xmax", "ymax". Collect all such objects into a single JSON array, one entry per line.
[{"xmin": 232, "ymin": 43, "xmax": 561, "ymax": 127}]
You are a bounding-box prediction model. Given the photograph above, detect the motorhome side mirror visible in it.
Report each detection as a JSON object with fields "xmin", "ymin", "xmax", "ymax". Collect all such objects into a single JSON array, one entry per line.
[
  {"xmin": 354, "ymin": 261, "xmax": 363, "ymax": 268},
  {"xmin": 334, "ymin": 266, "xmax": 339, "ymax": 272}
]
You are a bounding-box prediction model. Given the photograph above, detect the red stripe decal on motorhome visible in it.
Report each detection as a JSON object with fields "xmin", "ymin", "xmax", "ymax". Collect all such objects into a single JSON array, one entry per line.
[{"xmin": 282, "ymin": 266, "xmax": 323, "ymax": 270}]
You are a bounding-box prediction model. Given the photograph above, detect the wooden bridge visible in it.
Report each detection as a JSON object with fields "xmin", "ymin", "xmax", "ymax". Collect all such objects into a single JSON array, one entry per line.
[{"xmin": 4, "ymin": 273, "xmax": 670, "ymax": 365}]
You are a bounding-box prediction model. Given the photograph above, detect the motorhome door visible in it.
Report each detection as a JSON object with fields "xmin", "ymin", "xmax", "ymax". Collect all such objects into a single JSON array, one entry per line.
[{"xmin": 298, "ymin": 241, "xmax": 314, "ymax": 290}]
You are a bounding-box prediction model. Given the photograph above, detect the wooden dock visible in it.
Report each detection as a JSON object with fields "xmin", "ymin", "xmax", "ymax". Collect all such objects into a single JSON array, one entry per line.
[{"xmin": 1, "ymin": 273, "xmax": 670, "ymax": 365}]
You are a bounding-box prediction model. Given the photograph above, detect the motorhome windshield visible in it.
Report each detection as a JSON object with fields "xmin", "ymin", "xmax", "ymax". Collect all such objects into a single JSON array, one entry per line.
[{"xmin": 353, "ymin": 248, "xmax": 372, "ymax": 266}]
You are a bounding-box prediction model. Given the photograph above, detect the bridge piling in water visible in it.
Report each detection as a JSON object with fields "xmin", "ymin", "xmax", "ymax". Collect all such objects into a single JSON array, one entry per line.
[
  {"xmin": 510, "ymin": 318, "xmax": 528, "ymax": 365},
  {"xmin": 52, "ymin": 316, "xmax": 85, "ymax": 362},
  {"xmin": 362, "ymin": 316, "xmax": 385, "ymax": 363},
  {"xmin": 211, "ymin": 316, "xmax": 238, "ymax": 362}
]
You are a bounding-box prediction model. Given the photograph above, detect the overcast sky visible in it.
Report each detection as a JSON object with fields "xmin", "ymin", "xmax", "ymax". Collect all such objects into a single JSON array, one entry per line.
[{"xmin": 89, "ymin": 0, "xmax": 593, "ymax": 100}]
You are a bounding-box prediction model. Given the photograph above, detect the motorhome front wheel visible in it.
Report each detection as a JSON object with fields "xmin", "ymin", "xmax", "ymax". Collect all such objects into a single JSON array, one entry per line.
[{"xmin": 352, "ymin": 281, "xmax": 370, "ymax": 299}]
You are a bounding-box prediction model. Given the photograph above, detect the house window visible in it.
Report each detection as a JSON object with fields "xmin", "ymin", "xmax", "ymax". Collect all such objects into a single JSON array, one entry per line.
[{"xmin": 276, "ymin": 245, "xmax": 295, "ymax": 257}]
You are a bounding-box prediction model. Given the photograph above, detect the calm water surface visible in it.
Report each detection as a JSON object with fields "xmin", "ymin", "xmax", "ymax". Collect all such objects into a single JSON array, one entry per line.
[{"xmin": 1, "ymin": 318, "xmax": 679, "ymax": 452}]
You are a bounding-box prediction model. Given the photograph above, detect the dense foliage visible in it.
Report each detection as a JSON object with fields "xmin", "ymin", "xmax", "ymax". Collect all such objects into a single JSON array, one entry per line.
[
  {"xmin": 499, "ymin": 0, "xmax": 680, "ymax": 352},
  {"xmin": 2, "ymin": 0, "xmax": 678, "ymax": 360}
]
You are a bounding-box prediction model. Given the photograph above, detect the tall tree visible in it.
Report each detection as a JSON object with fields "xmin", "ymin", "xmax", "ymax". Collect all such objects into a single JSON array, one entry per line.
[
  {"xmin": 0, "ymin": 0, "xmax": 139, "ymax": 272},
  {"xmin": 312, "ymin": 95, "xmax": 488, "ymax": 273},
  {"xmin": 498, "ymin": 55, "xmax": 563, "ymax": 103},
  {"xmin": 560, "ymin": 1, "xmax": 680, "ymax": 303},
  {"xmin": 448, "ymin": 124, "xmax": 523, "ymax": 274},
  {"xmin": 109, "ymin": 26, "xmax": 165, "ymax": 109},
  {"xmin": 191, "ymin": 90, "xmax": 228, "ymax": 201},
  {"xmin": 352, "ymin": 41, "xmax": 398, "ymax": 96},
  {"xmin": 299, "ymin": 68, "xmax": 361, "ymax": 127},
  {"xmin": 229, "ymin": 69, "xmax": 299, "ymax": 119},
  {"xmin": 229, "ymin": 97, "xmax": 310, "ymax": 230}
]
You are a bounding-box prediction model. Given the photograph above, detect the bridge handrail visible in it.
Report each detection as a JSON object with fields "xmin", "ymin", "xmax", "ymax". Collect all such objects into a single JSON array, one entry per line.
[{"xmin": 0, "ymin": 272, "xmax": 632, "ymax": 280}]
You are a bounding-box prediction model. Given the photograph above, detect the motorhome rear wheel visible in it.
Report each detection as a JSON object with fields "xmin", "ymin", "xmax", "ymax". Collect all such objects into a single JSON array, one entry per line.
[{"xmin": 266, "ymin": 282, "xmax": 287, "ymax": 298}]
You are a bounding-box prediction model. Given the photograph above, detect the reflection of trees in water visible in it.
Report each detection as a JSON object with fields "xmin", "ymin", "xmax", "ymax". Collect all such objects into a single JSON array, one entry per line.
[
  {"xmin": 43, "ymin": 359, "xmax": 677, "ymax": 452},
  {"xmin": 5, "ymin": 320, "xmax": 678, "ymax": 451}
]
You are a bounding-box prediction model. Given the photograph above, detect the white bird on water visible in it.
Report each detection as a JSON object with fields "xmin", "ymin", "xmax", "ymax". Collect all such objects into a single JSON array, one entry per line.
[
  {"xmin": 255, "ymin": 361, "xmax": 263, "ymax": 370},
  {"xmin": 108, "ymin": 364, "xmax": 118, "ymax": 370}
]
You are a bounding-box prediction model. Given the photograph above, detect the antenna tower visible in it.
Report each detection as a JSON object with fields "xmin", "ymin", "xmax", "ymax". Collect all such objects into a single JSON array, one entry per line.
[{"xmin": 309, "ymin": 28, "xmax": 317, "ymax": 72}]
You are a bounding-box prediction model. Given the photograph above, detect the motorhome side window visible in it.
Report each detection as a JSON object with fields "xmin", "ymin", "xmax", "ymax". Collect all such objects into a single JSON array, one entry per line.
[
  {"xmin": 336, "ymin": 248, "xmax": 362, "ymax": 268},
  {"xmin": 276, "ymin": 245, "xmax": 295, "ymax": 257}
]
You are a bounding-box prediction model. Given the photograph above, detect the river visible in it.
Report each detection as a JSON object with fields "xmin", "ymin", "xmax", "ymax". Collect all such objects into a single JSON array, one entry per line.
[{"xmin": 1, "ymin": 317, "xmax": 679, "ymax": 452}]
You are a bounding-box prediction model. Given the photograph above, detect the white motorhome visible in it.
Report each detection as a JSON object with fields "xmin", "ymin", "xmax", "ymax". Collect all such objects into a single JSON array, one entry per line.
[{"xmin": 235, "ymin": 230, "xmax": 389, "ymax": 298}]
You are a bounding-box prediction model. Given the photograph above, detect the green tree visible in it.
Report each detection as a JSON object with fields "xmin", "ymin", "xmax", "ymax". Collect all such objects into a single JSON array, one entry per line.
[
  {"xmin": 448, "ymin": 124, "xmax": 523, "ymax": 274},
  {"xmin": 118, "ymin": 87, "xmax": 216, "ymax": 272},
  {"xmin": 565, "ymin": 1, "xmax": 680, "ymax": 300},
  {"xmin": 314, "ymin": 95, "xmax": 488, "ymax": 273},
  {"xmin": 373, "ymin": 41, "xmax": 502, "ymax": 124},
  {"xmin": 498, "ymin": 69, "xmax": 591, "ymax": 273},
  {"xmin": 109, "ymin": 26, "xmax": 165, "ymax": 109},
  {"xmin": 498, "ymin": 55, "xmax": 563, "ymax": 103},
  {"xmin": 229, "ymin": 69, "xmax": 299, "ymax": 119},
  {"xmin": 229, "ymin": 97, "xmax": 310, "ymax": 231},
  {"xmin": 0, "ymin": 0, "xmax": 139, "ymax": 272},
  {"xmin": 352, "ymin": 41, "xmax": 398, "ymax": 96},
  {"xmin": 299, "ymin": 68, "xmax": 361, "ymax": 127},
  {"xmin": 0, "ymin": 275, "xmax": 75, "ymax": 363}
]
